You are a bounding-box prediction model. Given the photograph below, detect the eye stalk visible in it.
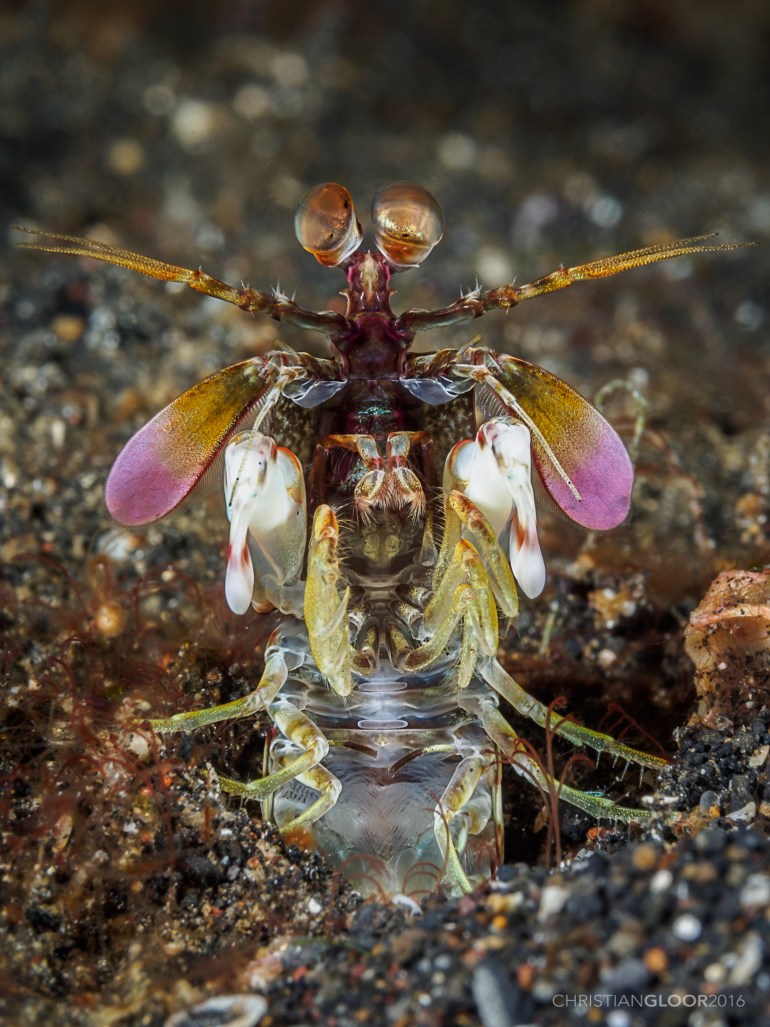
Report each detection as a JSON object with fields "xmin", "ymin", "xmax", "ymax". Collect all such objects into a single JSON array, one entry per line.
[
  {"xmin": 295, "ymin": 183, "xmax": 362, "ymax": 266},
  {"xmin": 370, "ymin": 182, "xmax": 444, "ymax": 269}
]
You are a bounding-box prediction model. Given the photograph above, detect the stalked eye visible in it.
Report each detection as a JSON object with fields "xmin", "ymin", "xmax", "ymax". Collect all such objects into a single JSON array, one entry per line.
[
  {"xmin": 295, "ymin": 183, "xmax": 362, "ymax": 266},
  {"xmin": 370, "ymin": 182, "xmax": 444, "ymax": 268}
]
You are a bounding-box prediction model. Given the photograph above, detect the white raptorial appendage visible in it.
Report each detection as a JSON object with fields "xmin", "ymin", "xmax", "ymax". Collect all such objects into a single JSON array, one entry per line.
[
  {"xmin": 444, "ymin": 419, "xmax": 546, "ymax": 599},
  {"xmin": 224, "ymin": 431, "xmax": 307, "ymax": 614}
]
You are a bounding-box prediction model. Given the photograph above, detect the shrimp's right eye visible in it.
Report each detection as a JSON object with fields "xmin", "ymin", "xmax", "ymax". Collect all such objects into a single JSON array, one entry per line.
[
  {"xmin": 295, "ymin": 183, "xmax": 362, "ymax": 266},
  {"xmin": 370, "ymin": 182, "xmax": 444, "ymax": 268}
]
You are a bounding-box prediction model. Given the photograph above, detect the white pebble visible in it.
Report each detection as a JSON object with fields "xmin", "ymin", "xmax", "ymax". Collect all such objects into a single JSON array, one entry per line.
[
  {"xmin": 165, "ymin": 994, "xmax": 266, "ymax": 1027},
  {"xmin": 729, "ymin": 932, "xmax": 763, "ymax": 986},
  {"xmin": 740, "ymin": 873, "xmax": 770, "ymax": 909},
  {"xmin": 172, "ymin": 99, "xmax": 218, "ymax": 149},
  {"xmin": 729, "ymin": 801, "xmax": 757, "ymax": 822},
  {"xmin": 650, "ymin": 869, "xmax": 673, "ymax": 894},
  {"xmin": 588, "ymin": 194, "xmax": 623, "ymax": 229},
  {"xmin": 538, "ymin": 884, "xmax": 569, "ymax": 920},
  {"xmin": 734, "ymin": 300, "xmax": 764, "ymax": 331},
  {"xmin": 607, "ymin": 1012, "xmax": 631, "ymax": 1027},
  {"xmin": 673, "ymin": 913, "xmax": 702, "ymax": 942},
  {"xmin": 749, "ymin": 745, "xmax": 769, "ymax": 768},
  {"xmin": 126, "ymin": 733, "xmax": 150, "ymax": 761},
  {"xmin": 391, "ymin": 893, "xmax": 423, "ymax": 916},
  {"xmin": 437, "ymin": 132, "xmax": 477, "ymax": 170}
]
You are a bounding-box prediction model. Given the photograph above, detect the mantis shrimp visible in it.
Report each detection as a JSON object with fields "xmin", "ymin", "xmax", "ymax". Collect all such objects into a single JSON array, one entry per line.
[{"xmin": 17, "ymin": 183, "xmax": 747, "ymax": 896}]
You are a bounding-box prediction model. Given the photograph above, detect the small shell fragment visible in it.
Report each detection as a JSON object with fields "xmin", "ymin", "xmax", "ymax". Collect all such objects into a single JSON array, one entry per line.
[{"xmin": 164, "ymin": 994, "xmax": 267, "ymax": 1027}]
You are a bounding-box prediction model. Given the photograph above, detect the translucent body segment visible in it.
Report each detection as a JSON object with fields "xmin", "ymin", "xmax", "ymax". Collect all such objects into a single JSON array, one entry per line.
[
  {"xmin": 223, "ymin": 431, "xmax": 307, "ymax": 615},
  {"xmin": 105, "ymin": 358, "xmax": 278, "ymax": 525},
  {"xmin": 445, "ymin": 420, "xmax": 546, "ymax": 599},
  {"xmin": 269, "ymin": 736, "xmax": 501, "ymax": 899}
]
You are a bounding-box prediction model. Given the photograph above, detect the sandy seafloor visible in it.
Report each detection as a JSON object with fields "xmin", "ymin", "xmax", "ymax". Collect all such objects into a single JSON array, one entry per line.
[{"xmin": 1, "ymin": 2, "xmax": 770, "ymax": 1024}]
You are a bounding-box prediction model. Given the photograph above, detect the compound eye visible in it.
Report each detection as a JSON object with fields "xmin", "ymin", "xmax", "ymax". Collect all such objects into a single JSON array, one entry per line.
[
  {"xmin": 370, "ymin": 182, "xmax": 444, "ymax": 268},
  {"xmin": 295, "ymin": 183, "xmax": 362, "ymax": 266}
]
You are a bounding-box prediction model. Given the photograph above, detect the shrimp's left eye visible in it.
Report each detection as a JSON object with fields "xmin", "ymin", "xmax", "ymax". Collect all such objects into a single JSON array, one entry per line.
[
  {"xmin": 295, "ymin": 183, "xmax": 362, "ymax": 266},
  {"xmin": 370, "ymin": 182, "xmax": 444, "ymax": 268}
]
